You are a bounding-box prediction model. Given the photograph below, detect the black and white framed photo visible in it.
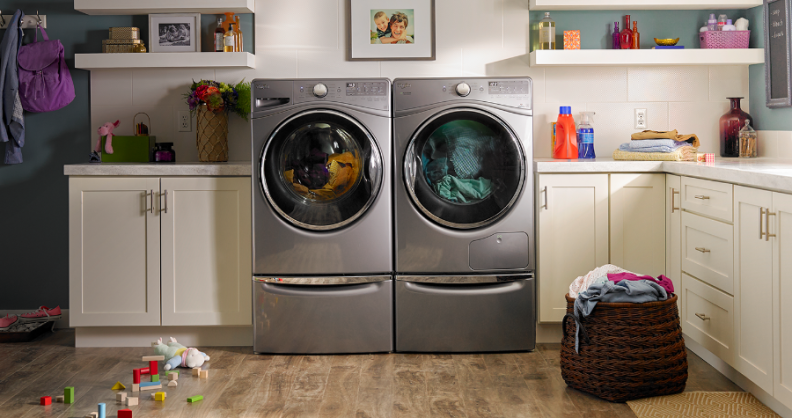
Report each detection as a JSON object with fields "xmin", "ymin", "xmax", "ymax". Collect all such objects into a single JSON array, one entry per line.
[
  {"xmin": 148, "ymin": 13, "xmax": 201, "ymax": 53},
  {"xmin": 348, "ymin": 0, "xmax": 435, "ymax": 61}
]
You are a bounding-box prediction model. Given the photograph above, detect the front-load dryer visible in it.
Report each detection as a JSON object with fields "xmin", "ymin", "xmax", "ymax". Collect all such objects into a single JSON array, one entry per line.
[
  {"xmin": 251, "ymin": 79, "xmax": 393, "ymax": 354},
  {"xmin": 392, "ymin": 77, "xmax": 535, "ymax": 352}
]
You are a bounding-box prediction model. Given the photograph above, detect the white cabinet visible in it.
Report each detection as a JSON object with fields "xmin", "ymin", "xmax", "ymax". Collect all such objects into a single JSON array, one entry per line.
[
  {"xmin": 681, "ymin": 272, "xmax": 735, "ymax": 365},
  {"xmin": 537, "ymin": 174, "xmax": 609, "ymax": 323},
  {"xmin": 773, "ymin": 193, "xmax": 792, "ymax": 408},
  {"xmin": 610, "ymin": 174, "xmax": 665, "ymax": 277},
  {"xmin": 69, "ymin": 176, "xmax": 251, "ymax": 327}
]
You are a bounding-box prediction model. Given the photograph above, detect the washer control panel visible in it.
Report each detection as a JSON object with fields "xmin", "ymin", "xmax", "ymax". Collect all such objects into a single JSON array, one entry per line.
[{"xmin": 295, "ymin": 80, "xmax": 389, "ymax": 111}]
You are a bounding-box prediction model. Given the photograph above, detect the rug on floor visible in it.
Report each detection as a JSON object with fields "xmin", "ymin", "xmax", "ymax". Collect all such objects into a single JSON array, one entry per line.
[{"xmin": 627, "ymin": 391, "xmax": 780, "ymax": 417}]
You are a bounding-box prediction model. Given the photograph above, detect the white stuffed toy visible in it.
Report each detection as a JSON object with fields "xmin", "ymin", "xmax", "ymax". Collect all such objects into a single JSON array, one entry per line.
[{"xmin": 152, "ymin": 337, "xmax": 210, "ymax": 371}]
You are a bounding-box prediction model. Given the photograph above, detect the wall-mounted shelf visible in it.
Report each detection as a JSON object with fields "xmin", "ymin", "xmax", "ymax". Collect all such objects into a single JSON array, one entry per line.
[
  {"xmin": 74, "ymin": 0, "xmax": 254, "ymax": 15},
  {"xmin": 529, "ymin": 0, "xmax": 762, "ymax": 10},
  {"xmin": 75, "ymin": 52, "xmax": 256, "ymax": 70},
  {"xmin": 529, "ymin": 49, "xmax": 765, "ymax": 66}
]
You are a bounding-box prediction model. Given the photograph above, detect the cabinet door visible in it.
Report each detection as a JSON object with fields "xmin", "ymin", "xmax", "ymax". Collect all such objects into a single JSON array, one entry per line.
[
  {"xmin": 774, "ymin": 192, "xmax": 792, "ymax": 408},
  {"xmin": 160, "ymin": 177, "xmax": 252, "ymax": 326},
  {"xmin": 537, "ymin": 174, "xmax": 609, "ymax": 323},
  {"xmin": 69, "ymin": 177, "xmax": 161, "ymax": 326},
  {"xmin": 611, "ymin": 174, "xmax": 665, "ymax": 277},
  {"xmin": 734, "ymin": 185, "xmax": 774, "ymax": 393},
  {"xmin": 667, "ymin": 174, "xmax": 682, "ymax": 314}
]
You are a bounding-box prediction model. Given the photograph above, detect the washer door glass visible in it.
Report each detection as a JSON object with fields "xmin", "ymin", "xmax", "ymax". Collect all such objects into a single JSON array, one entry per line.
[
  {"xmin": 261, "ymin": 110, "xmax": 383, "ymax": 230},
  {"xmin": 404, "ymin": 108, "xmax": 525, "ymax": 229}
]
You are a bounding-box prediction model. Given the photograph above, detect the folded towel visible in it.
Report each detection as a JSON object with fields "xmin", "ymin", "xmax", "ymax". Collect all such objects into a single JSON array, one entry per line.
[
  {"xmin": 618, "ymin": 139, "xmax": 691, "ymax": 153},
  {"xmin": 613, "ymin": 146, "xmax": 698, "ymax": 161},
  {"xmin": 631, "ymin": 130, "xmax": 701, "ymax": 147}
]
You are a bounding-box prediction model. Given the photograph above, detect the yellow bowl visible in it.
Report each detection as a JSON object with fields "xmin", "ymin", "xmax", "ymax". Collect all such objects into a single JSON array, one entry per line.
[{"xmin": 654, "ymin": 38, "xmax": 680, "ymax": 46}]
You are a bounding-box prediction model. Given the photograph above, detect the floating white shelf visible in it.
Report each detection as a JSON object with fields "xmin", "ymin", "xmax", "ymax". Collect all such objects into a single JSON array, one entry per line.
[
  {"xmin": 74, "ymin": 0, "xmax": 254, "ymax": 15},
  {"xmin": 529, "ymin": 49, "xmax": 764, "ymax": 66},
  {"xmin": 529, "ymin": 0, "xmax": 762, "ymax": 10},
  {"xmin": 75, "ymin": 52, "xmax": 256, "ymax": 70}
]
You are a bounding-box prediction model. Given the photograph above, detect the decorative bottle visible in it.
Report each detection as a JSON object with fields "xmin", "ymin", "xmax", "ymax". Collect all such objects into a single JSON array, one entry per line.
[
  {"xmin": 234, "ymin": 15, "xmax": 243, "ymax": 52},
  {"xmin": 612, "ymin": 22, "xmax": 621, "ymax": 49},
  {"xmin": 224, "ymin": 24, "xmax": 236, "ymax": 53},
  {"xmin": 632, "ymin": 21, "xmax": 640, "ymax": 49},
  {"xmin": 619, "ymin": 15, "xmax": 633, "ymax": 49},
  {"xmin": 719, "ymin": 97, "xmax": 753, "ymax": 157},
  {"xmin": 214, "ymin": 18, "xmax": 224, "ymax": 52},
  {"xmin": 538, "ymin": 12, "xmax": 556, "ymax": 50}
]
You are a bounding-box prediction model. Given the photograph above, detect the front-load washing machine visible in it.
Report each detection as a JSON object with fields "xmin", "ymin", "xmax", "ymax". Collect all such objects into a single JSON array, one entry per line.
[
  {"xmin": 251, "ymin": 79, "xmax": 393, "ymax": 354},
  {"xmin": 393, "ymin": 77, "xmax": 535, "ymax": 352}
]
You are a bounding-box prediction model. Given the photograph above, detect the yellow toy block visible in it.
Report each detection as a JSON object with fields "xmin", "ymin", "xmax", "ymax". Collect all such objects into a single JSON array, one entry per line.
[
  {"xmin": 111, "ymin": 381, "xmax": 126, "ymax": 390},
  {"xmin": 154, "ymin": 392, "xmax": 166, "ymax": 401}
]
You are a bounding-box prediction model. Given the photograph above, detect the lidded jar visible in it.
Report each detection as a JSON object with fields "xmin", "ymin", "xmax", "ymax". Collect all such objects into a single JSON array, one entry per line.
[
  {"xmin": 739, "ymin": 121, "xmax": 758, "ymax": 158},
  {"xmin": 154, "ymin": 142, "xmax": 176, "ymax": 163}
]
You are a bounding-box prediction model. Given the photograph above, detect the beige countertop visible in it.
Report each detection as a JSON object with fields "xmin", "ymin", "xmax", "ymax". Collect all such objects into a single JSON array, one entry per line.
[{"xmin": 64, "ymin": 162, "xmax": 252, "ymax": 176}]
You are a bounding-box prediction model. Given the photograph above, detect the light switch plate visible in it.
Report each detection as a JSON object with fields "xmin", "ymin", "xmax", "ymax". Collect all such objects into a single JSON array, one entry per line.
[{"xmin": 635, "ymin": 108, "xmax": 647, "ymax": 129}]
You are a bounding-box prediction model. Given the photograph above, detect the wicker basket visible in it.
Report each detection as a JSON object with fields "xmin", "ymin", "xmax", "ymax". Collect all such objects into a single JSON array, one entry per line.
[
  {"xmin": 560, "ymin": 293, "xmax": 688, "ymax": 403},
  {"xmin": 196, "ymin": 105, "xmax": 229, "ymax": 162}
]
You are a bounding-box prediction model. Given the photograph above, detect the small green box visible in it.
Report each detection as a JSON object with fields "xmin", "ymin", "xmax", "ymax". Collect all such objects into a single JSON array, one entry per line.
[
  {"xmin": 100, "ymin": 135, "xmax": 155, "ymax": 163},
  {"xmin": 151, "ymin": 373, "xmax": 159, "ymax": 382},
  {"xmin": 187, "ymin": 395, "xmax": 203, "ymax": 403},
  {"xmin": 64, "ymin": 387, "xmax": 74, "ymax": 404}
]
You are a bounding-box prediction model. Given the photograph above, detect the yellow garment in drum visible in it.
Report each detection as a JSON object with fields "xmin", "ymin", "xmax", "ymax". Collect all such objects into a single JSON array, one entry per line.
[{"xmin": 285, "ymin": 152, "xmax": 361, "ymax": 200}]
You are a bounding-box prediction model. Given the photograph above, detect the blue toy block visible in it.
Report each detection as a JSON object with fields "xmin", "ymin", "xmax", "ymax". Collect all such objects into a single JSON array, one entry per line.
[{"xmin": 98, "ymin": 402, "xmax": 106, "ymax": 418}]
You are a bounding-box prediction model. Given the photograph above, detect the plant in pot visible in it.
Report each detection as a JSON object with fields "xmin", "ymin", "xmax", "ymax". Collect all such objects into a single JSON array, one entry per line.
[{"xmin": 185, "ymin": 79, "xmax": 251, "ymax": 162}]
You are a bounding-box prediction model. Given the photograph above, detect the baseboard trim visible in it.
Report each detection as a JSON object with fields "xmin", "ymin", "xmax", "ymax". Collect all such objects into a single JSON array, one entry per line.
[
  {"xmin": 536, "ymin": 323, "xmax": 563, "ymax": 344},
  {"xmin": 683, "ymin": 333, "xmax": 792, "ymax": 418},
  {"xmin": 74, "ymin": 326, "xmax": 253, "ymax": 348},
  {"xmin": 0, "ymin": 309, "xmax": 70, "ymax": 330}
]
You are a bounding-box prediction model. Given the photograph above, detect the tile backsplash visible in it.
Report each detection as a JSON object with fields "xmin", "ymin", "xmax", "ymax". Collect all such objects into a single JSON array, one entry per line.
[{"xmin": 89, "ymin": 0, "xmax": 750, "ymax": 161}]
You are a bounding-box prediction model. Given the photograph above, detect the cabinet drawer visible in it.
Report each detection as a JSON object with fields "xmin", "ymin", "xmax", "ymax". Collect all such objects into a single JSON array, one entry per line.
[
  {"xmin": 681, "ymin": 177, "xmax": 733, "ymax": 222},
  {"xmin": 681, "ymin": 211, "xmax": 734, "ymax": 295},
  {"xmin": 681, "ymin": 273, "xmax": 735, "ymax": 366}
]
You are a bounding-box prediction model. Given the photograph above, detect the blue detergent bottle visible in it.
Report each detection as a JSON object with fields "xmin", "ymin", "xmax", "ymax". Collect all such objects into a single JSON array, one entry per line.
[{"xmin": 577, "ymin": 111, "xmax": 596, "ymax": 159}]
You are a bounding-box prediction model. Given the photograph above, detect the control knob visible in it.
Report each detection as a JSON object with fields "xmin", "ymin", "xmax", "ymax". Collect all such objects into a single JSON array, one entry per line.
[
  {"xmin": 312, "ymin": 83, "xmax": 328, "ymax": 98},
  {"xmin": 455, "ymin": 82, "xmax": 471, "ymax": 97}
]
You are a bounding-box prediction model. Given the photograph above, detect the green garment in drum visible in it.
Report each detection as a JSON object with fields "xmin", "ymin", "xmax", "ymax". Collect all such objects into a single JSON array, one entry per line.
[{"xmin": 433, "ymin": 175, "xmax": 492, "ymax": 203}]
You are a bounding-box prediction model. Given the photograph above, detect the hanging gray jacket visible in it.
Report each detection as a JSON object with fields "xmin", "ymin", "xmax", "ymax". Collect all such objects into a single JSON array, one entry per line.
[{"xmin": 0, "ymin": 10, "xmax": 26, "ymax": 164}]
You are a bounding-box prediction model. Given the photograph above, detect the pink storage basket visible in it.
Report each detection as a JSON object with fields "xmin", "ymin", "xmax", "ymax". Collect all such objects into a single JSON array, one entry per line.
[{"xmin": 699, "ymin": 30, "xmax": 751, "ymax": 49}]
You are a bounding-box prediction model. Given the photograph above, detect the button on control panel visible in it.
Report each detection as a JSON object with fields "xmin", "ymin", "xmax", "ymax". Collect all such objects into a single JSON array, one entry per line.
[
  {"xmin": 488, "ymin": 80, "xmax": 530, "ymax": 95},
  {"xmin": 295, "ymin": 80, "xmax": 389, "ymax": 110},
  {"xmin": 346, "ymin": 82, "xmax": 388, "ymax": 97}
]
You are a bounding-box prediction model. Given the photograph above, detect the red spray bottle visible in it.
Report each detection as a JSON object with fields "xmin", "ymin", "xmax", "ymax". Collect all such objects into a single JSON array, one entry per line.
[{"xmin": 553, "ymin": 106, "xmax": 578, "ymax": 159}]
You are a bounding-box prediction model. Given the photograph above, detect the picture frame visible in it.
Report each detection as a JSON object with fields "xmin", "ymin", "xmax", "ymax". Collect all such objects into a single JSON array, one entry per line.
[
  {"xmin": 348, "ymin": 0, "xmax": 435, "ymax": 61},
  {"xmin": 148, "ymin": 13, "xmax": 201, "ymax": 53},
  {"xmin": 764, "ymin": 0, "xmax": 792, "ymax": 108}
]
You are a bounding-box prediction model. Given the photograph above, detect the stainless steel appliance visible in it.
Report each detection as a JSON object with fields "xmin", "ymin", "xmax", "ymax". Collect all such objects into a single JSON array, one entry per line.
[
  {"xmin": 392, "ymin": 77, "xmax": 535, "ymax": 352},
  {"xmin": 251, "ymin": 79, "xmax": 393, "ymax": 354}
]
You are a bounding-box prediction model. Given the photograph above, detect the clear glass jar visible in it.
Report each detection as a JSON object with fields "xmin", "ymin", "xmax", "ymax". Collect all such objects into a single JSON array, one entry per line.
[{"xmin": 739, "ymin": 121, "xmax": 757, "ymax": 158}]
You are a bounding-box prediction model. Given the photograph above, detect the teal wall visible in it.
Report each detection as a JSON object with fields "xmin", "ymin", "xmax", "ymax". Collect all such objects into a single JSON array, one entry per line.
[
  {"xmin": 0, "ymin": 0, "xmax": 252, "ymax": 310},
  {"xmin": 529, "ymin": 10, "xmax": 757, "ymax": 51},
  {"xmin": 746, "ymin": 5, "xmax": 792, "ymax": 130}
]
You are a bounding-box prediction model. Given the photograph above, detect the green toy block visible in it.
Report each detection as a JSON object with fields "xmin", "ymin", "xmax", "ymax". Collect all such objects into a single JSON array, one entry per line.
[
  {"xmin": 187, "ymin": 395, "xmax": 203, "ymax": 403},
  {"xmin": 64, "ymin": 387, "xmax": 74, "ymax": 404},
  {"xmin": 151, "ymin": 374, "xmax": 160, "ymax": 382},
  {"xmin": 166, "ymin": 370, "xmax": 179, "ymax": 375}
]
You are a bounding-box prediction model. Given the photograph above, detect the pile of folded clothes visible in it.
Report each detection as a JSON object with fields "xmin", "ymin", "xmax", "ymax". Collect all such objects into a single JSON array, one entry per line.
[{"xmin": 613, "ymin": 129, "xmax": 700, "ymax": 161}]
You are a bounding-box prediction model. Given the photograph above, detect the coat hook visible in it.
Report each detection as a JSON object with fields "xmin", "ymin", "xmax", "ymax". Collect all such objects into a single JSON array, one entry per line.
[
  {"xmin": 0, "ymin": 12, "xmax": 5, "ymax": 28},
  {"xmin": 36, "ymin": 10, "xmax": 42, "ymax": 24}
]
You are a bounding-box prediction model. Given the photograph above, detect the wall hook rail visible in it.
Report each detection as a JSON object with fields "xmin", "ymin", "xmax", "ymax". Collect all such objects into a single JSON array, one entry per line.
[{"xmin": 0, "ymin": 12, "xmax": 47, "ymax": 29}]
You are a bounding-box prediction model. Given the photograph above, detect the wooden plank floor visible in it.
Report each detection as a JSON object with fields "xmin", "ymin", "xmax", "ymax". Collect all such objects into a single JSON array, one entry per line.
[{"xmin": 0, "ymin": 330, "xmax": 742, "ymax": 418}]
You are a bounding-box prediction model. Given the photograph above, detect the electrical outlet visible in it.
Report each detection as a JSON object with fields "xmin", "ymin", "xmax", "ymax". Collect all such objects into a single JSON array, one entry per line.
[
  {"xmin": 177, "ymin": 111, "xmax": 191, "ymax": 132},
  {"xmin": 635, "ymin": 108, "xmax": 647, "ymax": 129}
]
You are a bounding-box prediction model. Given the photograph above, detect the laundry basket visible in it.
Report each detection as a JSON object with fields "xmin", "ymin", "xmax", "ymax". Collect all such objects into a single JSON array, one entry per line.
[{"xmin": 560, "ymin": 293, "xmax": 688, "ymax": 403}]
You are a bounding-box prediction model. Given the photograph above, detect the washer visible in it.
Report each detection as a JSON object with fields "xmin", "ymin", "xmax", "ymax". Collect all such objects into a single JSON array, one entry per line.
[
  {"xmin": 251, "ymin": 79, "xmax": 393, "ymax": 354},
  {"xmin": 392, "ymin": 77, "xmax": 535, "ymax": 352}
]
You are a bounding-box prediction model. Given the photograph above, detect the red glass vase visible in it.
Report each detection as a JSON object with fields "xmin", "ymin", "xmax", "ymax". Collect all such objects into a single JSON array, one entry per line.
[
  {"xmin": 619, "ymin": 15, "xmax": 633, "ymax": 49},
  {"xmin": 719, "ymin": 97, "xmax": 753, "ymax": 157}
]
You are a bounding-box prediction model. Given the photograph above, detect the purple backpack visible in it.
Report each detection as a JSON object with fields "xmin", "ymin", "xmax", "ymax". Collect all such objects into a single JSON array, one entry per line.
[{"xmin": 17, "ymin": 25, "xmax": 75, "ymax": 113}]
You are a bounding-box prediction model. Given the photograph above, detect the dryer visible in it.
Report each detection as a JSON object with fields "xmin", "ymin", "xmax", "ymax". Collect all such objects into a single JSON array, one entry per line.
[
  {"xmin": 392, "ymin": 77, "xmax": 535, "ymax": 352},
  {"xmin": 251, "ymin": 79, "xmax": 393, "ymax": 354}
]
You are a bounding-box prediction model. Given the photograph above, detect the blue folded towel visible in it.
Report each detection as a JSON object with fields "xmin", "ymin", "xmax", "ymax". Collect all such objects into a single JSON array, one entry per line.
[{"xmin": 619, "ymin": 139, "xmax": 691, "ymax": 153}]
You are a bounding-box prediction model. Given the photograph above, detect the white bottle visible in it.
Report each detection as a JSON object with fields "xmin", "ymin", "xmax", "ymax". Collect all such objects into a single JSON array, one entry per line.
[{"xmin": 722, "ymin": 19, "xmax": 736, "ymax": 31}]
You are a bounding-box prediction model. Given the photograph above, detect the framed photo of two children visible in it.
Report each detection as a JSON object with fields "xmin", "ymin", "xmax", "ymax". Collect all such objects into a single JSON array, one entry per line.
[{"xmin": 348, "ymin": 0, "xmax": 436, "ymax": 60}]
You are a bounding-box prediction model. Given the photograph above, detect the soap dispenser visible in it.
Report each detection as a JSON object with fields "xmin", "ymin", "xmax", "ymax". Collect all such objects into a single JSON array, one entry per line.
[{"xmin": 577, "ymin": 112, "xmax": 596, "ymax": 159}]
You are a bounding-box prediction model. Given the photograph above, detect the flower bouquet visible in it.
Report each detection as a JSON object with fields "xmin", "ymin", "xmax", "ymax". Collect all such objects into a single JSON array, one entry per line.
[{"xmin": 184, "ymin": 80, "xmax": 251, "ymax": 162}]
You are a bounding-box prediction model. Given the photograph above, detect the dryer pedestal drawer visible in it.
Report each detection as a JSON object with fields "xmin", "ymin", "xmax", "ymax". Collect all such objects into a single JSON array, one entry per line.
[
  {"xmin": 253, "ymin": 277, "xmax": 393, "ymax": 354},
  {"xmin": 395, "ymin": 274, "xmax": 535, "ymax": 352}
]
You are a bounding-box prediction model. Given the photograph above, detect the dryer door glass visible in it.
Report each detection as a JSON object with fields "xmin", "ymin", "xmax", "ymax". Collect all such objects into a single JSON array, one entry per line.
[
  {"xmin": 260, "ymin": 110, "xmax": 383, "ymax": 231},
  {"xmin": 404, "ymin": 108, "xmax": 525, "ymax": 229}
]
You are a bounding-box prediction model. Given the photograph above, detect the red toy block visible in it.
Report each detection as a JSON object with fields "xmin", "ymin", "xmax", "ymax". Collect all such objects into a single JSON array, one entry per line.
[
  {"xmin": 133, "ymin": 369, "xmax": 141, "ymax": 384},
  {"xmin": 149, "ymin": 360, "xmax": 158, "ymax": 375},
  {"xmin": 40, "ymin": 396, "xmax": 51, "ymax": 406},
  {"xmin": 118, "ymin": 409, "xmax": 132, "ymax": 418},
  {"xmin": 139, "ymin": 367, "xmax": 150, "ymax": 375}
]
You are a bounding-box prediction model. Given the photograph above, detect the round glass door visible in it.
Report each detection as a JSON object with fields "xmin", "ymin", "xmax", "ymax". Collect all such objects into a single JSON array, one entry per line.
[
  {"xmin": 260, "ymin": 110, "xmax": 383, "ymax": 231},
  {"xmin": 404, "ymin": 108, "xmax": 525, "ymax": 229}
]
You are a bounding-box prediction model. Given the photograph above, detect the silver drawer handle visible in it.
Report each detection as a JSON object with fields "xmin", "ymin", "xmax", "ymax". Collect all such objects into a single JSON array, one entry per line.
[
  {"xmin": 695, "ymin": 313, "xmax": 710, "ymax": 321},
  {"xmin": 695, "ymin": 247, "xmax": 710, "ymax": 253},
  {"xmin": 694, "ymin": 195, "xmax": 710, "ymax": 200}
]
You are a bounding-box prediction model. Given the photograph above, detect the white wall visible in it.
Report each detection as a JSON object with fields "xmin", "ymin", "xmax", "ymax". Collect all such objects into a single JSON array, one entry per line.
[{"xmin": 90, "ymin": 0, "xmax": 749, "ymax": 160}]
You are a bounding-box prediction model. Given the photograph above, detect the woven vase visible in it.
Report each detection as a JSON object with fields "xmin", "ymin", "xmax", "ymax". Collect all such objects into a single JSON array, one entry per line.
[{"xmin": 196, "ymin": 104, "xmax": 229, "ymax": 162}]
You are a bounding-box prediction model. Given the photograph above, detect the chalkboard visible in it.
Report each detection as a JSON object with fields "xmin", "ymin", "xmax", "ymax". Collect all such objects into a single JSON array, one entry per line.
[{"xmin": 765, "ymin": 0, "xmax": 792, "ymax": 108}]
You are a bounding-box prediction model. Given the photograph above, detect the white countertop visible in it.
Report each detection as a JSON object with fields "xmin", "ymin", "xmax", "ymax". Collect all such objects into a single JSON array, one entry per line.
[
  {"xmin": 64, "ymin": 162, "xmax": 252, "ymax": 176},
  {"xmin": 535, "ymin": 158, "xmax": 792, "ymax": 194}
]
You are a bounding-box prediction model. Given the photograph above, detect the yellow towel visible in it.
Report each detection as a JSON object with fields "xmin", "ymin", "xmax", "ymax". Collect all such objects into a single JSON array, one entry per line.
[
  {"xmin": 631, "ymin": 130, "xmax": 701, "ymax": 147},
  {"xmin": 613, "ymin": 146, "xmax": 698, "ymax": 161}
]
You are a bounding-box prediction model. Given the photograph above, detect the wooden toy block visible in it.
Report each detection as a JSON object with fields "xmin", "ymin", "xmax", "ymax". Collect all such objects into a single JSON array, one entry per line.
[
  {"xmin": 192, "ymin": 368, "xmax": 200, "ymax": 376},
  {"xmin": 116, "ymin": 392, "xmax": 127, "ymax": 403},
  {"xmin": 168, "ymin": 372, "xmax": 178, "ymax": 380},
  {"xmin": 55, "ymin": 395, "xmax": 64, "ymax": 402},
  {"xmin": 187, "ymin": 395, "xmax": 203, "ymax": 403},
  {"xmin": 40, "ymin": 396, "xmax": 52, "ymax": 405},
  {"xmin": 168, "ymin": 380, "xmax": 178, "ymax": 387},
  {"xmin": 149, "ymin": 360, "xmax": 158, "ymax": 375},
  {"xmin": 154, "ymin": 392, "xmax": 166, "ymax": 401},
  {"xmin": 98, "ymin": 402, "xmax": 106, "ymax": 418},
  {"xmin": 142, "ymin": 355, "xmax": 165, "ymax": 362},
  {"xmin": 111, "ymin": 381, "xmax": 126, "ymax": 390},
  {"xmin": 199, "ymin": 369, "xmax": 208, "ymax": 379},
  {"xmin": 118, "ymin": 409, "xmax": 133, "ymax": 418},
  {"xmin": 139, "ymin": 367, "xmax": 150, "ymax": 375},
  {"xmin": 150, "ymin": 393, "xmax": 156, "ymax": 400},
  {"xmin": 132, "ymin": 383, "xmax": 139, "ymax": 392},
  {"xmin": 140, "ymin": 383, "xmax": 162, "ymax": 391},
  {"xmin": 166, "ymin": 370, "xmax": 179, "ymax": 375},
  {"xmin": 64, "ymin": 387, "xmax": 75, "ymax": 404},
  {"xmin": 139, "ymin": 381, "xmax": 159, "ymax": 387},
  {"xmin": 84, "ymin": 413, "xmax": 98, "ymax": 418},
  {"xmin": 126, "ymin": 396, "xmax": 138, "ymax": 406},
  {"xmin": 151, "ymin": 373, "xmax": 160, "ymax": 382},
  {"xmin": 133, "ymin": 369, "xmax": 141, "ymax": 384}
]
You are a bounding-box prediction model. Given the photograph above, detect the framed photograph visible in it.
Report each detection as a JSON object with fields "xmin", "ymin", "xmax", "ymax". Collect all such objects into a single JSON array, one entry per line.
[
  {"xmin": 148, "ymin": 13, "xmax": 201, "ymax": 53},
  {"xmin": 348, "ymin": 0, "xmax": 435, "ymax": 61}
]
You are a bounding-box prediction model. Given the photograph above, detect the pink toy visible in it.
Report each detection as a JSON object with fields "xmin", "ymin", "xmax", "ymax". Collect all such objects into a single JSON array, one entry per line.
[{"xmin": 95, "ymin": 120, "xmax": 120, "ymax": 154}]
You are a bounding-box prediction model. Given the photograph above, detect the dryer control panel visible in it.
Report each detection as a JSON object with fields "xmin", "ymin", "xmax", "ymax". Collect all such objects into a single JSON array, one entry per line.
[
  {"xmin": 392, "ymin": 78, "xmax": 532, "ymax": 112},
  {"xmin": 294, "ymin": 80, "xmax": 389, "ymax": 111}
]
